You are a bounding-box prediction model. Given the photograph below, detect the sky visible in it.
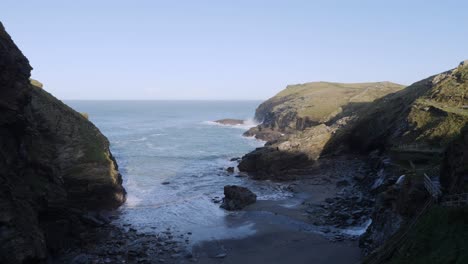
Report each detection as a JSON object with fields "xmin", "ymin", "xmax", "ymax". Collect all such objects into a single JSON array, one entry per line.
[{"xmin": 1, "ymin": 0, "xmax": 467, "ymax": 100}]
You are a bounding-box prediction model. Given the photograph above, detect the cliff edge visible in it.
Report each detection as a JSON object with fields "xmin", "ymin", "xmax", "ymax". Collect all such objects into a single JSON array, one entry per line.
[
  {"xmin": 239, "ymin": 81, "xmax": 404, "ymax": 179},
  {"xmin": 0, "ymin": 22, "xmax": 126, "ymax": 263}
]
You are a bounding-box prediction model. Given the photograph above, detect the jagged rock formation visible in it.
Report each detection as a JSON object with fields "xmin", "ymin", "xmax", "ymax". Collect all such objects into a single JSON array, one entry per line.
[
  {"xmin": 239, "ymin": 82, "xmax": 404, "ymax": 178},
  {"xmin": 341, "ymin": 62, "xmax": 468, "ymax": 257},
  {"xmin": 0, "ymin": 22, "xmax": 126, "ymax": 264},
  {"xmin": 441, "ymin": 124, "xmax": 468, "ymax": 192},
  {"xmin": 214, "ymin": 119, "xmax": 245, "ymax": 125},
  {"xmin": 245, "ymin": 81, "xmax": 404, "ymax": 140},
  {"xmin": 220, "ymin": 185, "xmax": 257, "ymax": 210},
  {"xmin": 341, "ymin": 61, "xmax": 468, "ymax": 153},
  {"xmin": 239, "ymin": 61, "xmax": 468, "ymax": 261}
]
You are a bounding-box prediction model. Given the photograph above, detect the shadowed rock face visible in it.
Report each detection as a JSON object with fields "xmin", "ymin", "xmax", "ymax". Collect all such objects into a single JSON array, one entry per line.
[
  {"xmin": 246, "ymin": 81, "xmax": 405, "ymax": 140},
  {"xmin": 220, "ymin": 185, "xmax": 257, "ymax": 210},
  {"xmin": 343, "ymin": 61, "xmax": 468, "ymax": 153},
  {"xmin": 239, "ymin": 82, "xmax": 404, "ymax": 176},
  {"xmin": 441, "ymin": 125, "xmax": 468, "ymax": 193},
  {"xmin": 0, "ymin": 22, "xmax": 125, "ymax": 264},
  {"xmin": 238, "ymin": 61, "xmax": 468, "ymax": 259}
]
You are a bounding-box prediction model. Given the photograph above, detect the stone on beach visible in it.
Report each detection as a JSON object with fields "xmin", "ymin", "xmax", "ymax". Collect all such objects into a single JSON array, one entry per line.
[{"xmin": 220, "ymin": 185, "xmax": 257, "ymax": 210}]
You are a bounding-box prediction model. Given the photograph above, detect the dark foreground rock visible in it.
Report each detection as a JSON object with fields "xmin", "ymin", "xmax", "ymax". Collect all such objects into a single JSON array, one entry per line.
[
  {"xmin": 0, "ymin": 22, "xmax": 125, "ymax": 263},
  {"xmin": 238, "ymin": 147, "xmax": 309, "ymax": 180},
  {"xmin": 221, "ymin": 185, "xmax": 257, "ymax": 210},
  {"xmin": 214, "ymin": 118, "xmax": 244, "ymax": 125},
  {"xmin": 52, "ymin": 221, "xmax": 191, "ymax": 264}
]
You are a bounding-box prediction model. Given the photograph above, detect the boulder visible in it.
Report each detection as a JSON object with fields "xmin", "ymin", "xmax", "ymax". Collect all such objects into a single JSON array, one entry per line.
[
  {"xmin": 214, "ymin": 119, "xmax": 244, "ymax": 125},
  {"xmin": 220, "ymin": 185, "xmax": 257, "ymax": 210}
]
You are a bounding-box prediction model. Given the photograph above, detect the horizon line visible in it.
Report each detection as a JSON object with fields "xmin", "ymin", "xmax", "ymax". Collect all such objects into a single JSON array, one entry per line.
[{"xmin": 62, "ymin": 98, "xmax": 266, "ymax": 101}]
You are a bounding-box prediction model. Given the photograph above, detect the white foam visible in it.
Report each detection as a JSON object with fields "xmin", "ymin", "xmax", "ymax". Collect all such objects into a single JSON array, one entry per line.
[
  {"xmin": 341, "ymin": 219, "xmax": 373, "ymax": 236},
  {"xmin": 124, "ymin": 195, "xmax": 143, "ymax": 207},
  {"xmin": 129, "ymin": 137, "xmax": 147, "ymax": 142},
  {"xmin": 202, "ymin": 118, "xmax": 259, "ymax": 130},
  {"xmin": 150, "ymin": 133, "xmax": 166, "ymax": 137}
]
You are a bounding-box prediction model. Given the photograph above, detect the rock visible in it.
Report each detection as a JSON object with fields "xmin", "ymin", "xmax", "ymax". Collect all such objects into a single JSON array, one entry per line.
[
  {"xmin": 226, "ymin": 167, "xmax": 235, "ymax": 173},
  {"xmin": 353, "ymin": 174, "xmax": 366, "ymax": 181},
  {"xmin": 243, "ymin": 126, "xmax": 284, "ymax": 141},
  {"xmin": 71, "ymin": 254, "xmax": 92, "ymax": 264},
  {"xmin": 0, "ymin": 22, "xmax": 126, "ymax": 264},
  {"xmin": 230, "ymin": 157, "xmax": 241, "ymax": 162},
  {"xmin": 244, "ymin": 81, "xmax": 403, "ymax": 148},
  {"xmin": 220, "ymin": 185, "xmax": 257, "ymax": 210},
  {"xmin": 161, "ymin": 181, "xmax": 170, "ymax": 185},
  {"xmin": 336, "ymin": 180, "xmax": 350, "ymax": 187},
  {"xmin": 81, "ymin": 213, "xmax": 105, "ymax": 227},
  {"xmin": 214, "ymin": 119, "xmax": 244, "ymax": 125},
  {"xmin": 238, "ymin": 147, "xmax": 309, "ymax": 180}
]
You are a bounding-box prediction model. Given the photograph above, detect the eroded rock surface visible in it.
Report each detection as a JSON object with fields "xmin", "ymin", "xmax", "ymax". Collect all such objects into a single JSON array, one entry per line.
[
  {"xmin": 0, "ymin": 22, "xmax": 125, "ymax": 263},
  {"xmin": 214, "ymin": 119, "xmax": 245, "ymax": 125},
  {"xmin": 221, "ymin": 185, "xmax": 257, "ymax": 210}
]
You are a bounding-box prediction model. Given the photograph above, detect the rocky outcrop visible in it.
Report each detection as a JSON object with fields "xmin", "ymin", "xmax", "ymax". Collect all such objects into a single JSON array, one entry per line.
[
  {"xmin": 214, "ymin": 119, "xmax": 245, "ymax": 125},
  {"xmin": 0, "ymin": 22, "xmax": 126, "ymax": 264},
  {"xmin": 220, "ymin": 185, "xmax": 257, "ymax": 210},
  {"xmin": 239, "ymin": 60, "xmax": 468, "ymax": 260},
  {"xmin": 352, "ymin": 61, "xmax": 468, "ymax": 255},
  {"xmin": 440, "ymin": 124, "xmax": 468, "ymax": 193},
  {"xmin": 246, "ymin": 81, "xmax": 404, "ymax": 140},
  {"xmin": 238, "ymin": 147, "xmax": 309, "ymax": 180},
  {"xmin": 340, "ymin": 61, "xmax": 468, "ymax": 153},
  {"xmin": 239, "ymin": 82, "xmax": 404, "ymax": 177}
]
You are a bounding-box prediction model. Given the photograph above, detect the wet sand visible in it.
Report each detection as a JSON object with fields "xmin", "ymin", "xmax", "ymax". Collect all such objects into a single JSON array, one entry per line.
[
  {"xmin": 190, "ymin": 201, "xmax": 361, "ymax": 264},
  {"xmin": 57, "ymin": 158, "xmax": 368, "ymax": 264},
  {"xmin": 187, "ymin": 176, "xmax": 363, "ymax": 264}
]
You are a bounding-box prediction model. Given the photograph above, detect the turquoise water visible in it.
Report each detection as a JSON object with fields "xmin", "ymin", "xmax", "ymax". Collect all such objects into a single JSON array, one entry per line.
[{"xmin": 67, "ymin": 100, "xmax": 292, "ymax": 243}]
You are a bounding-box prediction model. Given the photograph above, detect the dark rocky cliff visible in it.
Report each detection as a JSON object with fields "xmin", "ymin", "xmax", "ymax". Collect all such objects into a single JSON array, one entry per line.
[
  {"xmin": 239, "ymin": 82, "xmax": 404, "ymax": 178},
  {"xmin": 246, "ymin": 81, "xmax": 404, "ymax": 140},
  {"xmin": 239, "ymin": 60, "xmax": 468, "ymax": 262},
  {"xmin": 0, "ymin": 22, "xmax": 126, "ymax": 263},
  {"xmin": 441, "ymin": 124, "xmax": 468, "ymax": 193}
]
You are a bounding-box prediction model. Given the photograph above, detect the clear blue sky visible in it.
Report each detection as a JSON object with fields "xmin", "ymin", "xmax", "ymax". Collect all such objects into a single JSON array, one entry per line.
[{"xmin": 1, "ymin": 0, "xmax": 467, "ymax": 100}]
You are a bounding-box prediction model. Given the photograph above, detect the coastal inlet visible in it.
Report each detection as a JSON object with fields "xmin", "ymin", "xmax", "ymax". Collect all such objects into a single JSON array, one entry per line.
[{"xmin": 67, "ymin": 100, "xmax": 294, "ymax": 244}]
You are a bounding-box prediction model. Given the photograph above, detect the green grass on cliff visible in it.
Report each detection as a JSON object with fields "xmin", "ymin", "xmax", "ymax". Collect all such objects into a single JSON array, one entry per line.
[
  {"xmin": 387, "ymin": 206, "xmax": 468, "ymax": 264},
  {"xmin": 269, "ymin": 81, "xmax": 404, "ymax": 121},
  {"xmin": 30, "ymin": 84, "xmax": 110, "ymax": 165},
  {"xmin": 83, "ymin": 140, "xmax": 108, "ymax": 164}
]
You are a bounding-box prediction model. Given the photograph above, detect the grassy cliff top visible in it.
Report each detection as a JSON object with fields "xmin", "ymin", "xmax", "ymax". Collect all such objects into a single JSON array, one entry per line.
[
  {"xmin": 257, "ymin": 81, "xmax": 404, "ymax": 123},
  {"xmin": 346, "ymin": 61, "xmax": 468, "ymax": 151}
]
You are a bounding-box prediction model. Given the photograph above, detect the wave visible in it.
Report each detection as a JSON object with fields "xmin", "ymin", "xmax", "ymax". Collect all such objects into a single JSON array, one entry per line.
[
  {"xmin": 202, "ymin": 118, "xmax": 259, "ymax": 130},
  {"xmin": 149, "ymin": 133, "xmax": 166, "ymax": 137},
  {"xmin": 341, "ymin": 219, "xmax": 373, "ymax": 236},
  {"xmin": 128, "ymin": 137, "xmax": 148, "ymax": 142}
]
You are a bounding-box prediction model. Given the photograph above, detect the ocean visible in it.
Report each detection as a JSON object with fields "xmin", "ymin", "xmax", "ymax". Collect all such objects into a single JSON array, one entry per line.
[{"xmin": 67, "ymin": 100, "xmax": 292, "ymax": 244}]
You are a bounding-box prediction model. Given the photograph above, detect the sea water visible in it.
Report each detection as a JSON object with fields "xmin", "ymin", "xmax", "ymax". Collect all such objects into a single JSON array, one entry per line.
[{"xmin": 67, "ymin": 100, "xmax": 292, "ymax": 243}]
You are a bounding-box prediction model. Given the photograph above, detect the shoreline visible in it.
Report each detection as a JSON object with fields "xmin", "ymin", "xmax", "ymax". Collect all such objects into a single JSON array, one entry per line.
[
  {"xmin": 55, "ymin": 122, "xmax": 374, "ymax": 264},
  {"xmin": 55, "ymin": 156, "xmax": 371, "ymax": 264},
  {"xmin": 190, "ymin": 156, "xmax": 372, "ymax": 263}
]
